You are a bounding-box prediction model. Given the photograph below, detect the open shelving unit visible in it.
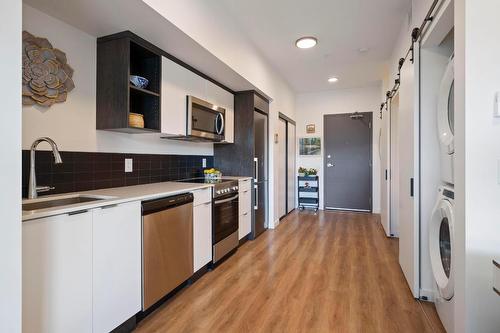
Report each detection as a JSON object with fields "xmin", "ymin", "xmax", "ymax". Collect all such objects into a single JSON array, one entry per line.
[
  {"xmin": 298, "ymin": 175, "xmax": 319, "ymax": 211},
  {"xmin": 96, "ymin": 31, "xmax": 161, "ymax": 133}
]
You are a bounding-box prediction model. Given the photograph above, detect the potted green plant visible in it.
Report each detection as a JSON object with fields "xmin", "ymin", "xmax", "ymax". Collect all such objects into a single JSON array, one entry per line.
[
  {"xmin": 307, "ymin": 168, "xmax": 317, "ymax": 177},
  {"xmin": 298, "ymin": 167, "xmax": 307, "ymax": 177}
]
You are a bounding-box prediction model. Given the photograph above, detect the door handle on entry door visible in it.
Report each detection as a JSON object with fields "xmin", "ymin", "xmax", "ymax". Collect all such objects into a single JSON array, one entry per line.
[{"xmin": 327, "ymin": 163, "xmax": 334, "ymax": 167}]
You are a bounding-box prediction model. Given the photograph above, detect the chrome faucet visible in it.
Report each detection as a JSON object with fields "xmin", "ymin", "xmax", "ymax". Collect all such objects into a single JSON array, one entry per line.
[{"xmin": 28, "ymin": 137, "xmax": 63, "ymax": 199}]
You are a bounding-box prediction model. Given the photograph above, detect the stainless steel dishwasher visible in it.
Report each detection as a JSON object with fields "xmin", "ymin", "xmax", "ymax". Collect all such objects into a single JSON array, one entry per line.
[{"xmin": 141, "ymin": 193, "xmax": 194, "ymax": 310}]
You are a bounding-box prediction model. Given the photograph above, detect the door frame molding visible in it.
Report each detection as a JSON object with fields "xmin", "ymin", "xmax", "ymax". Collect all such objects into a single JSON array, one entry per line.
[
  {"xmin": 323, "ymin": 112, "xmax": 373, "ymax": 212},
  {"xmin": 278, "ymin": 113, "xmax": 296, "ymax": 219}
]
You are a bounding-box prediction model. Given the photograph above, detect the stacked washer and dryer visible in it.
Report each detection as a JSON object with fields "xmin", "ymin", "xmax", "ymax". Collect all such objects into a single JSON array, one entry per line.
[{"xmin": 430, "ymin": 56, "xmax": 456, "ymax": 333}]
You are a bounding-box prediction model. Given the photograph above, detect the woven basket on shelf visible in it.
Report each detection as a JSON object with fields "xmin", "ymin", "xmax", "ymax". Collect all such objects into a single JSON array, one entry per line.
[{"xmin": 129, "ymin": 113, "xmax": 144, "ymax": 128}]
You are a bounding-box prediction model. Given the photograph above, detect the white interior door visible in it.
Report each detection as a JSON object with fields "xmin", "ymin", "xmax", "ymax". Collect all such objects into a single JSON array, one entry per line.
[
  {"xmin": 390, "ymin": 93, "xmax": 400, "ymax": 237},
  {"xmin": 380, "ymin": 105, "xmax": 391, "ymax": 236},
  {"xmin": 287, "ymin": 123, "xmax": 296, "ymax": 213},
  {"xmin": 277, "ymin": 118, "xmax": 287, "ymax": 218},
  {"xmin": 398, "ymin": 47, "xmax": 420, "ymax": 298}
]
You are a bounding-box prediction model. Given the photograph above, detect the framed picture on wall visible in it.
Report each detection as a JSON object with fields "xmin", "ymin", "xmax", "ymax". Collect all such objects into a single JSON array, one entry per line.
[
  {"xmin": 306, "ymin": 124, "xmax": 315, "ymax": 133},
  {"xmin": 299, "ymin": 137, "xmax": 321, "ymax": 156}
]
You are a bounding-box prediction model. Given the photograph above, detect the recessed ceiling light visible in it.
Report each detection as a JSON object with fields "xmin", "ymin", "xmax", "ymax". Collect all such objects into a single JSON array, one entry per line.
[
  {"xmin": 328, "ymin": 77, "xmax": 339, "ymax": 83},
  {"xmin": 295, "ymin": 37, "xmax": 317, "ymax": 49},
  {"xmin": 358, "ymin": 47, "xmax": 369, "ymax": 53}
]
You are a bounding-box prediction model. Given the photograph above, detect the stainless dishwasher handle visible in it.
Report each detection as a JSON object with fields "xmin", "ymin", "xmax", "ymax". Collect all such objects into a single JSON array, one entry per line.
[{"xmin": 214, "ymin": 194, "xmax": 238, "ymax": 205}]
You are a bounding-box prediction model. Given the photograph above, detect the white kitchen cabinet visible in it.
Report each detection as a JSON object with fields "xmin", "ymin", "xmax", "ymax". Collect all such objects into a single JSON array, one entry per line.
[
  {"xmin": 161, "ymin": 56, "xmax": 189, "ymax": 136},
  {"xmin": 23, "ymin": 212, "xmax": 93, "ymax": 333},
  {"xmin": 238, "ymin": 178, "xmax": 252, "ymax": 240},
  {"xmin": 206, "ymin": 81, "xmax": 235, "ymax": 143},
  {"xmin": 192, "ymin": 189, "xmax": 212, "ymax": 272},
  {"xmin": 161, "ymin": 55, "xmax": 235, "ymax": 141},
  {"xmin": 92, "ymin": 202, "xmax": 142, "ymax": 333}
]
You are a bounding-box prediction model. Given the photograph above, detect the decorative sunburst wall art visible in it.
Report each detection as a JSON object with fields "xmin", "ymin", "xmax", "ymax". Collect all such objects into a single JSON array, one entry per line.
[{"xmin": 22, "ymin": 31, "xmax": 75, "ymax": 107}]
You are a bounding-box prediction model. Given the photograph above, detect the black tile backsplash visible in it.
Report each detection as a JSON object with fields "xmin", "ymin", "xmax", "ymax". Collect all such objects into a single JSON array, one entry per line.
[{"xmin": 22, "ymin": 151, "xmax": 213, "ymax": 198}]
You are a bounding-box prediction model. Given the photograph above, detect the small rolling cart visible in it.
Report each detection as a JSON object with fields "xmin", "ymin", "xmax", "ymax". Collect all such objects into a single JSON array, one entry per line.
[{"xmin": 298, "ymin": 175, "xmax": 319, "ymax": 211}]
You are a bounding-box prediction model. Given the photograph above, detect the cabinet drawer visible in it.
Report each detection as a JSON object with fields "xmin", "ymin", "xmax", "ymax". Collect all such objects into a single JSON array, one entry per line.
[
  {"xmin": 238, "ymin": 211, "xmax": 251, "ymax": 240},
  {"xmin": 239, "ymin": 178, "xmax": 252, "ymax": 192},
  {"xmin": 239, "ymin": 187, "xmax": 252, "ymax": 216},
  {"xmin": 193, "ymin": 188, "xmax": 212, "ymax": 206}
]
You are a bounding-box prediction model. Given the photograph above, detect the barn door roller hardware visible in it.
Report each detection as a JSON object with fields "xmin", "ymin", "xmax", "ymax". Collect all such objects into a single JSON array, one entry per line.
[{"xmin": 379, "ymin": 0, "xmax": 440, "ymax": 119}]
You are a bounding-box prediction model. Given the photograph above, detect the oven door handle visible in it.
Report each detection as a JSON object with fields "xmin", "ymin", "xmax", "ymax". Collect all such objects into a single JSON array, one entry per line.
[{"xmin": 214, "ymin": 194, "xmax": 239, "ymax": 205}]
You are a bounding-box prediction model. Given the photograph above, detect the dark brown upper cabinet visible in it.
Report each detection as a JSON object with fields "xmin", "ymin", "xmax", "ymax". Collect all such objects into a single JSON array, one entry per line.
[{"xmin": 96, "ymin": 31, "xmax": 161, "ymax": 133}]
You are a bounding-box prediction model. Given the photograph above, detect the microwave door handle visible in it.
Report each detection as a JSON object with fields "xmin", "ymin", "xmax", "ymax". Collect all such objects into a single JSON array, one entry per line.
[
  {"xmin": 215, "ymin": 112, "xmax": 224, "ymax": 135},
  {"xmin": 254, "ymin": 157, "xmax": 258, "ymax": 182},
  {"xmin": 215, "ymin": 113, "xmax": 220, "ymax": 135},
  {"xmin": 218, "ymin": 112, "xmax": 225, "ymax": 135}
]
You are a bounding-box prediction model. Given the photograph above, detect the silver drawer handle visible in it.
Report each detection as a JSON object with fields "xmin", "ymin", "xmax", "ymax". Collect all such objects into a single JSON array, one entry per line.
[{"xmin": 243, "ymin": 212, "xmax": 248, "ymax": 216}]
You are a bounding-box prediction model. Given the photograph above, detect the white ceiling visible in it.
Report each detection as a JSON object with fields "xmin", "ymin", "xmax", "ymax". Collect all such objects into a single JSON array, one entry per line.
[{"xmin": 220, "ymin": 0, "xmax": 411, "ymax": 93}]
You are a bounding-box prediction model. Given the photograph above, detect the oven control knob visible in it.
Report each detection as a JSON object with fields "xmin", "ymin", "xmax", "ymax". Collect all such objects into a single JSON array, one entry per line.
[
  {"xmin": 233, "ymin": 186, "xmax": 238, "ymax": 190},
  {"xmin": 216, "ymin": 190, "xmax": 221, "ymax": 195}
]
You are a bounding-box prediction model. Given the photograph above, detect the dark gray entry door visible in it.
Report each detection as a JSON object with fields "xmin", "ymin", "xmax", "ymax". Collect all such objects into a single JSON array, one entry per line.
[{"xmin": 324, "ymin": 113, "xmax": 372, "ymax": 211}]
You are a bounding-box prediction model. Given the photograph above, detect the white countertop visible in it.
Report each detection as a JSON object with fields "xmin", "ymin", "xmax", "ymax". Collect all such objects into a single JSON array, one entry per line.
[
  {"xmin": 22, "ymin": 181, "xmax": 212, "ymax": 222},
  {"xmin": 22, "ymin": 176, "xmax": 252, "ymax": 222},
  {"xmin": 223, "ymin": 176, "xmax": 253, "ymax": 181}
]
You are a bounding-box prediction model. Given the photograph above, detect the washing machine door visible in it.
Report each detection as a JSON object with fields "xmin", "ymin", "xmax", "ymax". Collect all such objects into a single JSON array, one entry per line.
[
  {"xmin": 429, "ymin": 198, "xmax": 455, "ymax": 300},
  {"xmin": 437, "ymin": 58, "xmax": 454, "ymax": 154}
]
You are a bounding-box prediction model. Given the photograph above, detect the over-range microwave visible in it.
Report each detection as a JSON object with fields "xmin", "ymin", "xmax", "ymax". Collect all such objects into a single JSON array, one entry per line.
[{"xmin": 165, "ymin": 95, "xmax": 225, "ymax": 142}]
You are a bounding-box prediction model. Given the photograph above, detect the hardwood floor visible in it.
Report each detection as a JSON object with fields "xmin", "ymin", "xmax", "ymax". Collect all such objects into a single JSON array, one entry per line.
[{"xmin": 135, "ymin": 210, "xmax": 445, "ymax": 333}]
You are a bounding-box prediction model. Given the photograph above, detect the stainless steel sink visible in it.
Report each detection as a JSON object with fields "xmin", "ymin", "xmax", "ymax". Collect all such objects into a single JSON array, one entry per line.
[{"xmin": 22, "ymin": 195, "xmax": 111, "ymax": 211}]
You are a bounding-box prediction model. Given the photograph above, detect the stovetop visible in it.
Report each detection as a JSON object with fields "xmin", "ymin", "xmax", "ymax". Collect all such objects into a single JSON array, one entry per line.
[
  {"xmin": 176, "ymin": 178, "xmax": 239, "ymax": 198},
  {"xmin": 176, "ymin": 177, "xmax": 234, "ymax": 184}
]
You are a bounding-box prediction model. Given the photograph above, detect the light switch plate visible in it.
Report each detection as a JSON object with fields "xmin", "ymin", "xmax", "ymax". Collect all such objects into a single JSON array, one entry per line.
[
  {"xmin": 202, "ymin": 158, "xmax": 207, "ymax": 168},
  {"xmin": 125, "ymin": 158, "xmax": 133, "ymax": 173},
  {"xmin": 494, "ymin": 92, "xmax": 500, "ymax": 118}
]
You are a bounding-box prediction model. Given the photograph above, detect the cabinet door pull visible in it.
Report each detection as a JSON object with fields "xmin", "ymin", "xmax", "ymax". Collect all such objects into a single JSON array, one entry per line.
[
  {"xmin": 243, "ymin": 212, "xmax": 248, "ymax": 216},
  {"xmin": 68, "ymin": 209, "xmax": 88, "ymax": 216},
  {"xmin": 204, "ymin": 202, "xmax": 211, "ymax": 206},
  {"xmin": 101, "ymin": 204, "xmax": 118, "ymax": 210}
]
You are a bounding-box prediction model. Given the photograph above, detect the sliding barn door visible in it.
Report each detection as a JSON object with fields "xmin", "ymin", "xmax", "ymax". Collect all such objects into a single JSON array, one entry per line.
[
  {"xmin": 379, "ymin": 104, "xmax": 391, "ymax": 237},
  {"xmin": 398, "ymin": 46, "xmax": 420, "ymax": 298}
]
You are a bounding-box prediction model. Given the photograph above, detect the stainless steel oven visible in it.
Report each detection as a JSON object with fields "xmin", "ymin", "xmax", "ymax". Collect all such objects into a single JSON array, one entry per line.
[
  {"xmin": 212, "ymin": 180, "xmax": 239, "ymax": 263},
  {"xmin": 188, "ymin": 95, "xmax": 225, "ymax": 141}
]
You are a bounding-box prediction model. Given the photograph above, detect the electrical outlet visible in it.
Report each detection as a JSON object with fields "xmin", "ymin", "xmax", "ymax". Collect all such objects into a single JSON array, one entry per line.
[
  {"xmin": 125, "ymin": 158, "xmax": 133, "ymax": 173},
  {"xmin": 202, "ymin": 158, "xmax": 207, "ymax": 168}
]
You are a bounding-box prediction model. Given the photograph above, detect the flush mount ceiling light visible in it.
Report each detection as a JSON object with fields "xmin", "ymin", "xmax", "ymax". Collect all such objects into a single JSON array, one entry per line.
[
  {"xmin": 295, "ymin": 36, "xmax": 317, "ymax": 49},
  {"xmin": 328, "ymin": 77, "xmax": 339, "ymax": 83}
]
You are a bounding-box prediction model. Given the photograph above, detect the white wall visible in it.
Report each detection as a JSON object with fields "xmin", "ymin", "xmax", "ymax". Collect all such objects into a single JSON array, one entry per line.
[
  {"xmin": 457, "ymin": 0, "xmax": 500, "ymax": 331},
  {"xmin": 295, "ymin": 85, "xmax": 382, "ymax": 212},
  {"xmin": 142, "ymin": 0, "xmax": 296, "ymax": 228},
  {"xmin": 22, "ymin": 4, "xmax": 213, "ymax": 155},
  {"xmin": 0, "ymin": 0, "xmax": 22, "ymax": 332}
]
